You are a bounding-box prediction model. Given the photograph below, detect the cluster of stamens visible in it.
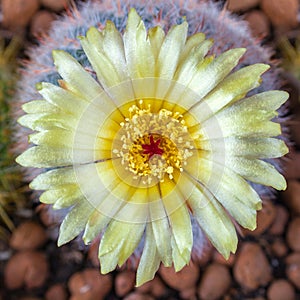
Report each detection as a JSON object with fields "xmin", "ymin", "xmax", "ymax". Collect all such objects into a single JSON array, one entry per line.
[{"xmin": 113, "ymin": 100, "xmax": 194, "ymax": 185}]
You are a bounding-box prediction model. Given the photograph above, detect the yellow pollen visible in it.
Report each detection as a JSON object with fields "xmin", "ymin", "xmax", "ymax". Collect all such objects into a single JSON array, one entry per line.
[{"xmin": 112, "ymin": 100, "xmax": 194, "ymax": 185}]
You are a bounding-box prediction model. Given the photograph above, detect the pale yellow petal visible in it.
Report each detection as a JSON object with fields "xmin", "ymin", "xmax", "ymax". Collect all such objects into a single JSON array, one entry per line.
[
  {"xmin": 39, "ymin": 184, "xmax": 81, "ymax": 208},
  {"xmin": 198, "ymin": 137, "xmax": 289, "ymax": 159},
  {"xmin": 80, "ymin": 27, "xmax": 127, "ymax": 88},
  {"xmin": 225, "ymin": 156, "xmax": 287, "ymax": 190},
  {"xmin": 148, "ymin": 185, "xmax": 172, "ymax": 266},
  {"xmin": 187, "ymin": 48, "xmax": 246, "ymax": 98},
  {"xmin": 173, "ymin": 38, "xmax": 213, "ymax": 86},
  {"xmin": 52, "ymin": 50, "xmax": 103, "ymax": 99},
  {"xmin": 178, "ymin": 32, "xmax": 206, "ymax": 64},
  {"xmin": 136, "ymin": 223, "xmax": 160, "ymax": 287},
  {"xmin": 22, "ymin": 100, "xmax": 60, "ymax": 114},
  {"xmin": 58, "ymin": 200, "xmax": 94, "ymax": 246},
  {"xmin": 189, "ymin": 64, "xmax": 270, "ymax": 123},
  {"xmin": 187, "ymin": 184, "xmax": 238, "ymax": 259},
  {"xmin": 156, "ymin": 21, "xmax": 188, "ymax": 79},
  {"xmin": 36, "ymin": 82, "xmax": 89, "ymax": 115},
  {"xmin": 123, "ymin": 8, "xmax": 155, "ymax": 78},
  {"xmin": 148, "ymin": 26, "xmax": 165, "ymax": 59},
  {"xmin": 29, "ymin": 167, "xmax": 77, "ymax": 190},
  {"xmin": 99, "ymin": 221, "xmax": 146, "ymax": 273},
  {"xmin": 18, "ymin": 112, "xmax": 76, "ymax": 131}
]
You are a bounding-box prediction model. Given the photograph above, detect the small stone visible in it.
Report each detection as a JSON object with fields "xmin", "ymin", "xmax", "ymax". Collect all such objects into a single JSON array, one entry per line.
[
  {"xmin": 68, "ymin": 269, "xmax": 112, "ymax": 300},
  {"xmin": 193, "ymin": 244, "xmax": 213, "ymax": 267},
  {"xmin": 267, "ymin": 279, "xmax": 296, "ymax": 300},
  {"xmin": 287, "ymin": 217, "xmax": 300, "ymax": 251},
  {"xmin": 40, "ymin": 0, "xmax": 70, "ymax": 12},
  {"xmin": 285, "ymin": 151, "xmax": 300, "ymax": 179},
  {"xmin": 269, "ymin": 205, "xmax": 289, "ymax": 236},
  {"xmin": 4, "ymin": 251, "xmax": 48, "ymax": 290},
  {"xmin": 227, "ymin": 0, "xmax": 260, "ymax": 12},
  {"xmin": 87, "ymin": 238, "xmax": 100, "ymax": 267},
  {"xmin": 10, "ymin": 221, "xmax": 47, "ymax": 250},
  {"xmin": 286, "ymin": 253, "xmax": 300, "ymax": 289},
  {"xmin": 30, "ymin": 11, "xmax": 56, "ymax": 37},
  {"xmin": 45, "ymin": 284, "xmax": 68, "ymax": 300},
  {"xmin": 115, "ymin": 270, "xmax": 135, "ymax": 297},
  {"xmin": 242, "ymin": 199, "xmax": 276, "ymax": 236},
  {"xmin": 159, "ymin": 263, "xmax": 200, "ymax": 291},
  {"xmin": 2, "ymin": 0, "xmax": 40, "ymax": 30},
  {"xmin": 136, "ymin": 277, "xmax": 166, "ymax": 298},
  {"xmin": 124, "ymin": 292, "xmax": 155, "ymax": 300},
  {"xmin": 271, "ymin": 238, "xmax": 288, "ymax": 257},
  {"xmin": 244, "ymin": 10, "xmax": 270, "ymax": 38},
  {"xmin": 180, "ymin": 287, "xmax": 197, "ymax": 300},
  {"xmin": 282, "ymin": 181, "xmax": 300, "ymax": 214},
  {"xmin": 261, "ymin": 0, "xmax": 298, "ymax": 29},
  {"xmin": 198, "ymin": 263, "xmax": 231, "ymax": 300},
  {"xmin": 233, "ymin": 242, "xmax": 272, "ymax": 290},
  {"xmin": 213, "ymin": 251, "xmax": 235, "ymax": 267}
]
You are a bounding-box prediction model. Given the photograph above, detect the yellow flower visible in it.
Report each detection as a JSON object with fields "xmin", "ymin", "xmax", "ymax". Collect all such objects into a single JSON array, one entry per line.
[{"xmin": 16, "ymin": 9, "xmax": 288, "ymax": 286}]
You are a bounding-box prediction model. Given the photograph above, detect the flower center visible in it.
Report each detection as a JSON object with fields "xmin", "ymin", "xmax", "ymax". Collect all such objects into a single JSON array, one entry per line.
[{"xmin": 112, "ymin": 100, "xmax": 195, "ymax": 187}]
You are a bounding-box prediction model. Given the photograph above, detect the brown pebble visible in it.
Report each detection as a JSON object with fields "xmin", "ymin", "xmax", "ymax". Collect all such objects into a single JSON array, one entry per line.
[
  {"xmin": 285, "ymin": 151, "xmax": 300, "ymax": 179},
  {"xmin": 269, "ymin": 205, "xmax": 289, "ymax": 236},
  {"xmin": 287, "ymin": 217, "xmax": 300, "ymax": 251},
  {"xmin": 40, "ymin": 0, "xmax": 70, "ymax": 12},
  {"xmin": 45, "ymin": 284, "xmax": 68, "ymax": 300},
  {"xmin": 30, "ymin": 10, "xmax": 56, "ymax": 37},
  {"xmin": 198, "ymin": 263, "xmax": 231, "ymax": 300},
  {"xmin": 4, "ymin": 251, "xmax": 48, "ymax": 290},
  {"xmin": 244, "ymin": 10, "xmax": 270, "ymax": 38},
  {"xmin": 124, "ymin": 292, "xmax": 155, "ymax": 300},
  {"xmin": 193, "ymin": 244, "xmax": 213, "ymax": 267},
  {"xmin": 68, "ymin": 269, "xmax": 112, "ymax": 300},
  {"xmin": 271, "ymin": 238, "xmax": 288, "ymax": 257},
  {"xmin": 242, "ymin": 199, "xmax": 276, "ymax": 236},
  {"xmin": 87, "ymin": 238, "xmax": 100, "ymax": 267},
  {"xmin": 159, "ymin": 263, "xmax": 200, "ymax": 291},
  {"xmin": 180, "ymin": 287, "xmax": 197, "ymax": 300},
  {"xmin": 227, "ymin": 0, "xmax": 260, "ymax": 12},
  {"xmin": 136, "ymin": 277, "xmax": 166, "ymax": 298},
  {"xmin": 2, "ymin": 0, "xmax": 40, "ymax": 30},
  {"xmin": 115, "ymin": 270, "xmax": 135, "ymax": 297},
  {"xmin": 233, "ymin": 242, "xmax": 272, "ymax": 290},
  {"xmin": 283, "ymin": 181, "xmax": 300, "ymax": 214},
  {"xmin": 286, "ymin": 253, "xmax": 300, "ymax": 289},
  {"xmin": 267, "ymin": 279, "xmax": 296, "ymax": 300},
  {"xmin": 261, "ymin": 0, "xmax": 298, "ymax": 29},
  {"xmin": 10, "ymin": 221, "xmax": 47, "ymax": 251},
  {"xmin": 213, "ymin": 251, "xmax": 235, "ymax": 267}
]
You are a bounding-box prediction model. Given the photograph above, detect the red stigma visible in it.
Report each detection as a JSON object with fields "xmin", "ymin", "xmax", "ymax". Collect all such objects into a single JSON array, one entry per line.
[{"xmin": 142, "ymin": 135, "xmax": 164, "ymax": 158}]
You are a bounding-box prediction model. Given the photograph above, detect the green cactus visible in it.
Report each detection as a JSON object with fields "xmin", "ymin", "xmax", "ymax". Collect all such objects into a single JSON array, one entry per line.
[{"xmin": 0, "ymin": 37, "xmax": 26, "ymax": 237}]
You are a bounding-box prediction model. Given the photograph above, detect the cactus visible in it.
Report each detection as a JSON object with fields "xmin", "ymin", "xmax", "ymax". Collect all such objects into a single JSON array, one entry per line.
[{"xmin": 13, "ymin": 0, "xmax": 288, "ymax": 281}]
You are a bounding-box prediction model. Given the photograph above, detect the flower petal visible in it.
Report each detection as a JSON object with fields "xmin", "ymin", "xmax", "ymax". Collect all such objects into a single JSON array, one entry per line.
[
  {"xmin": 186, "ymin": 48, "xmax": 246, "ymax": 98},
  {"xmin": 79, "ymin": 26, "xmax": 128, "ymax": 88},
  {"xmin": 187, "ymin": 184, "xmax": 238, "ymax": 259},
  {"xmin": 99, "ymin": 220, "xmax": 146, "ymax": 273},
  {"xmin": 189, "ymin": 64, "xmax": 270, "ymax": 123},
  {"xmin": 22, "ymin": 100, "xmax": 60, "ymax": 114},
  {"xmin": 52, "ymin": 50, "xmax": 103, "ymax": 99},
  {"xmin": 124, "ymin": 8, "xmax": 155, "ymax": 78},
  {"xmin": 58, "ymin": 200, "xmax": 94, "ymax": 246},
  {"xmin": 136, "ymin": 223, "xmax": 160, "ymax": 287},
  {"xmin": 198, "ymin": 137, "xmax": 289, "ymax": 159},
  {"xmin": 156, "ymin": 21, "xmax": 188, "ymax": 79}
]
